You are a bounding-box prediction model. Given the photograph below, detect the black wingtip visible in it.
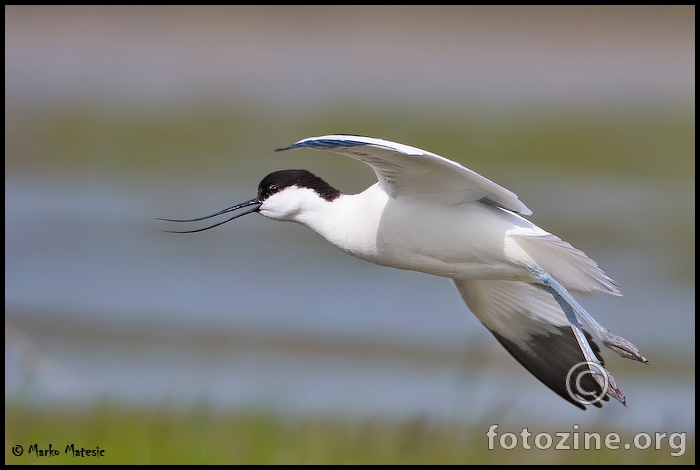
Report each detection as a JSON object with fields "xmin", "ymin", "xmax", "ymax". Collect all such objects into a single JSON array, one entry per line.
[{"xmin": 491, "ymin": 327, "xmax": 610, "ymax": 410}]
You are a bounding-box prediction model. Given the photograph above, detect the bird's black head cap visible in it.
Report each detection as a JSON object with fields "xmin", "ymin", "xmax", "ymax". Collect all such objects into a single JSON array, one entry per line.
[{"xmin": 258, "ymin": 169, "xmax": 341, "ymax": 202}]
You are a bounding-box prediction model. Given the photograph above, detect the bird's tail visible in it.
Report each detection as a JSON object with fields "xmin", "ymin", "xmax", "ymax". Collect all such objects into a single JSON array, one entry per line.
[{"xmin": 510, "ymin": 232, "xmax": 620, "ymax": 296}]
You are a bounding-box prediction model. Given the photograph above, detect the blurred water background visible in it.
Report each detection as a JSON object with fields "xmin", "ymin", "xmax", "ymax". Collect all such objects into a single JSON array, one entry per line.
[{"xmin": 5, "ymin": 6, "xmax": 695, "ymax": 461}]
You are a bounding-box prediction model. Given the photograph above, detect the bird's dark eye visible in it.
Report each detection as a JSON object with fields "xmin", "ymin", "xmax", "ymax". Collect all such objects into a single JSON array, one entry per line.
[{"xmin": 268, "ymin": 184, "xmax": 278, "ymax": 193}]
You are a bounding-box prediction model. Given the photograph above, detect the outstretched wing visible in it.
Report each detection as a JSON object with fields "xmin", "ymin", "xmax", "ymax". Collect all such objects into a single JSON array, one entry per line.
[
  {"xmin": 453, "ymin": 278, "xmax": 609, "ymax": 409},
  {"xmin": 277, "ymin": 134, "xmax": 532, "ymax": 215}
]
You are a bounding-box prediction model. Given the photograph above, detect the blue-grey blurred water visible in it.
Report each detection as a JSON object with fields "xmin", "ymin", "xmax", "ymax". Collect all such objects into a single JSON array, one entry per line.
[{"xmin": 5, "ymin": 174, "xmax": 694, "ymax": 433}]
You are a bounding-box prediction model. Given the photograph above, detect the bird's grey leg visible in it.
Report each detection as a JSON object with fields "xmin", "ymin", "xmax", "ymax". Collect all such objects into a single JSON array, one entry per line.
[
  {"xmin": 536, "ymin": 280, "xmax": 626, "ymax": 404},
  {"xmin": 529, "ymin": 267, "xmax": 647, "ymax": 364},
  {"xmin": 526, "ymin": 269, "xmax": 609, "ymax": 388},
  {"xmin": 528, "ymin": 267, "xmax": 648, "ymax": 405},
  {"xmin": 540, "ymin": 285, "xmax": 602, "ymax": 368}
]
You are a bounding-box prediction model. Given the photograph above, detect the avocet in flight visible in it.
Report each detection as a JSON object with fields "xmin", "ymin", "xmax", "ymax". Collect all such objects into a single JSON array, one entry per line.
[{"xmin": 161, "ymin": 134, "xmax": 647, "ymax": 409}]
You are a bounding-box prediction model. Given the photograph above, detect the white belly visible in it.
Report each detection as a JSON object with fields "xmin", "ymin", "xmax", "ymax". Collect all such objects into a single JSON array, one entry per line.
[
  {"xmin": 306, "ymin": 187, "xmax": 536, "ymax": 281},
  {"xmin": 367, "ymin": 199, "xmax": 533, "ymax": 280}
]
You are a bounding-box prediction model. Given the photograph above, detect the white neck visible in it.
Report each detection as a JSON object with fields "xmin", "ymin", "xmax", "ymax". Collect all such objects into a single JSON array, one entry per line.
[{"xmin": 293, "ymin": 184, "xmax": 388, "ymax": 259}]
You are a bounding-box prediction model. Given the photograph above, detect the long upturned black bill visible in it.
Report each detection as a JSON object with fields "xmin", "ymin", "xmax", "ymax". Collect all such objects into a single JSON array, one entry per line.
[{"xmin": 157, "ymin": 198, "xmax": 260, "ymax": 233}]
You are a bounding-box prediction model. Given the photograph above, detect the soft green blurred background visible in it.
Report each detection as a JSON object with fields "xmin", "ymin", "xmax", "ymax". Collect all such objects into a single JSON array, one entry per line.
[{"xmin": 5, "ymin": 6, "xmax": 695, "ymax": 464}]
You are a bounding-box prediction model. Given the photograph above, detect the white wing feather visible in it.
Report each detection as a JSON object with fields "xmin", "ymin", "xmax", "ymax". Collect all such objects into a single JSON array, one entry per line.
[{"xmin": 279, "ymin": 135, "xmax": 532, "ymax": 215}]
